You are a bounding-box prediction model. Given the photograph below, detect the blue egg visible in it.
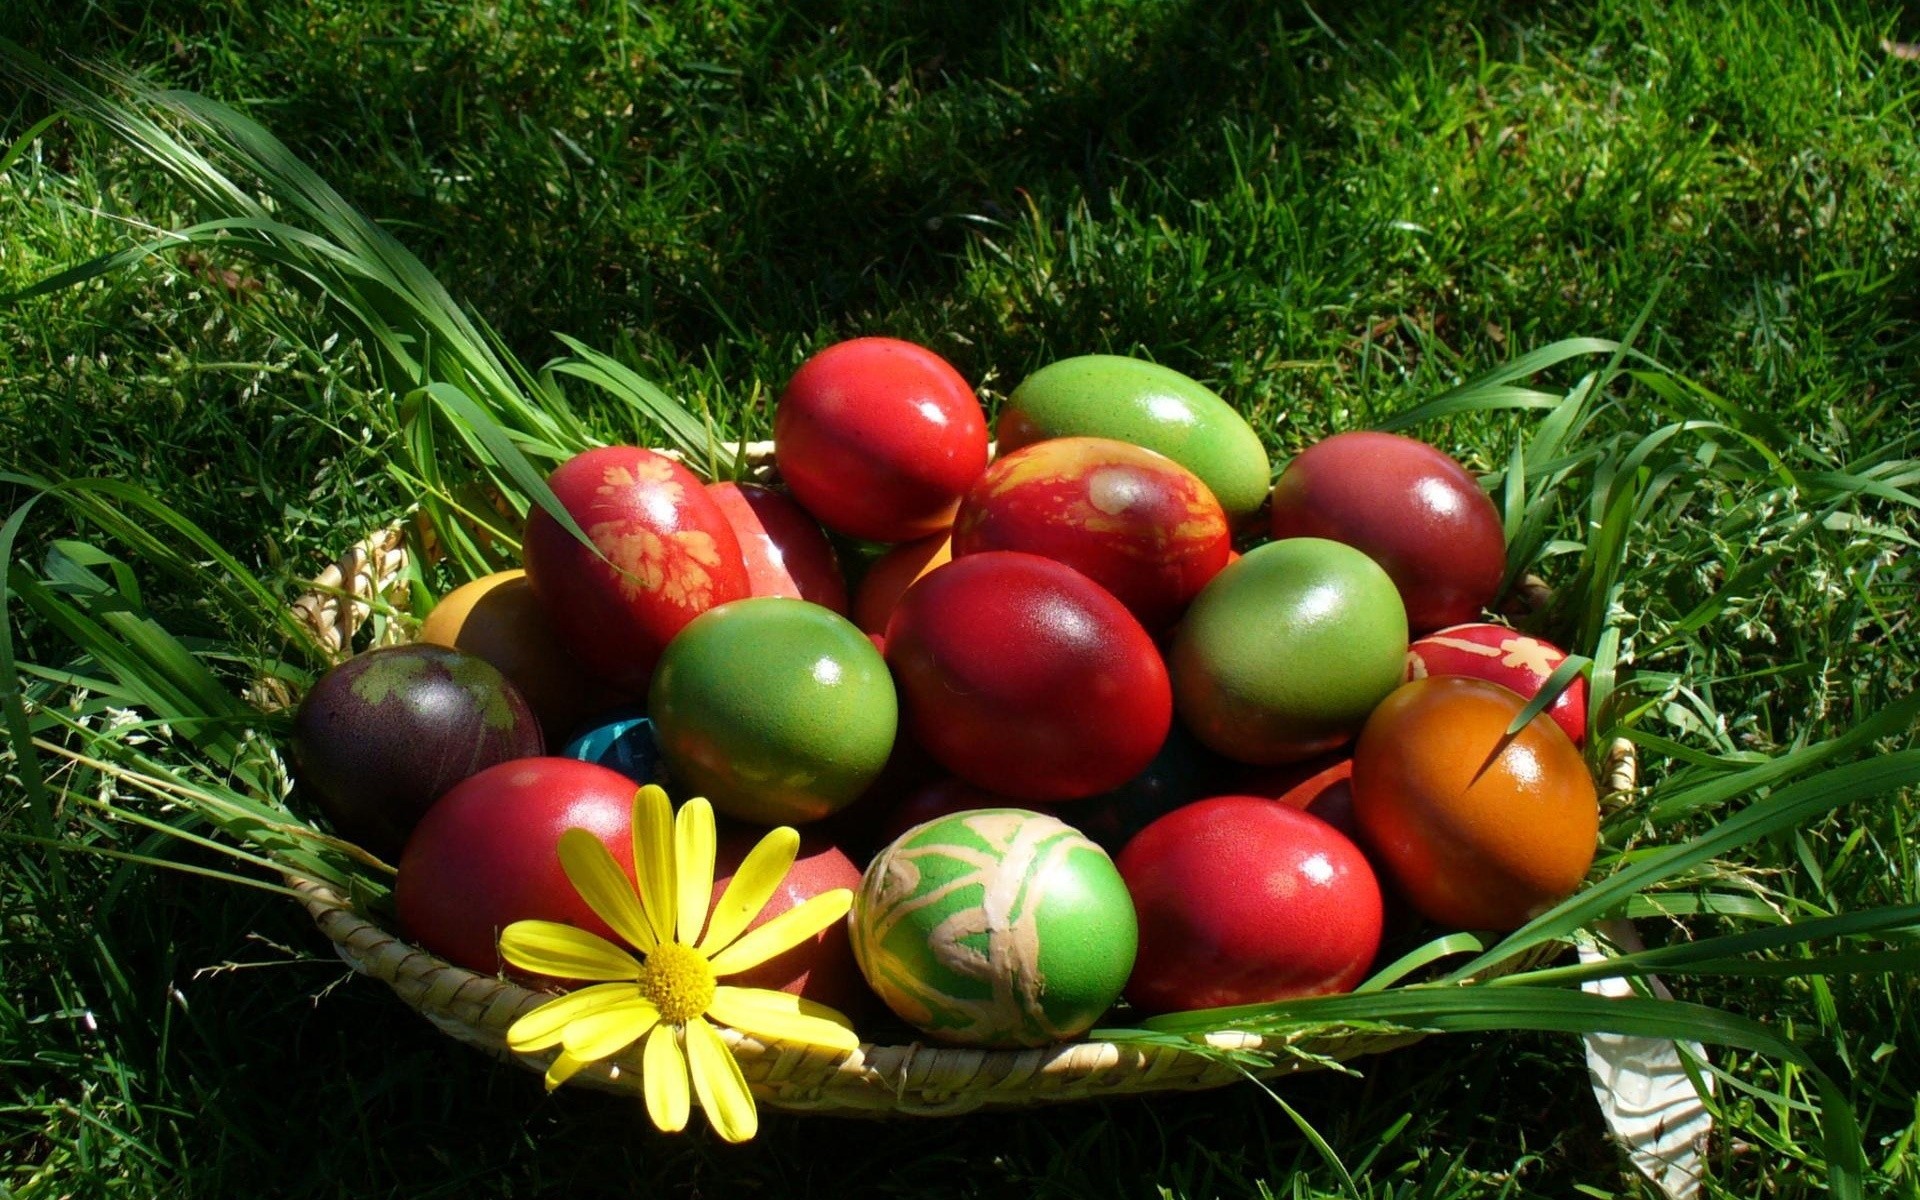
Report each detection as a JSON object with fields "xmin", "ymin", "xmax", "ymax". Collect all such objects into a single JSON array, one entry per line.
[{"xmin": 561, "ymin": 708, "xmax": 668, "ymax": 785}]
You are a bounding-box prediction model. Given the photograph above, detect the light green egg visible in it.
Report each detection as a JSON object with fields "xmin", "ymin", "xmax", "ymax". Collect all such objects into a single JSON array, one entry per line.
[
  {"xmin": 999, "ymin": 355, "xmax": 1272, "ymax": 524},
  {"xmin": 850, "ymin": 809, "xmax": 1137, "ymax": 1048}
]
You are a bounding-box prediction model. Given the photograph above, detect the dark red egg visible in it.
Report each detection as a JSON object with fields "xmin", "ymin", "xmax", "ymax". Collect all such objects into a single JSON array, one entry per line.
[
  {"xmin": 1407, "ymin": 622, "xmax": 1588, "ymax": 745},
  {"xmin": 884, "ymin": 551, "xmax": 1172, "ymax": 801},
  {"xmin": 852, "ymin": 533, "xmax": 952, "ymax": 635},
  {"xmin": 774, "ymin": 338, "xmax": 990, "ymax": 543},
  {"xmin": 522, "ymin": 446, "xmax": 750, "ymax": 693},
  {"xmin": 874, "ymin": 776, "xmax": 1016, "ymax": 848},
  {"xmin": 395, "ymin": 758, "xmax": 637, "ymax": 976},
  {"xmin": 1268, "ymin": 431, "xmax": 1505, "ymax": 633},
  {"xmin": 1269, "ymin": 757, "xmax": 1360, "ymax": 843},
  {"xmin": 1118, "ymin": 796, "xmax": 1384, "ymax": 1014},
  {"xmin": 709, "ymin": 826, "xmax": 870, "ymax": 1016},
  {"xmin": 706, "ymin": 481, "xmax": 849, "ymax": 614},
  {"xmin": 950, "ymin": 437, "xmax": 1231, "ymax": 632}
]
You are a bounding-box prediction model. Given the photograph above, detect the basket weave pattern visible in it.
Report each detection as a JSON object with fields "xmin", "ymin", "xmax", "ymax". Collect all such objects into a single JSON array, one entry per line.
[{"xmin": 289, "ymin": 454, "xmax": 1640, "ymax": 1115}]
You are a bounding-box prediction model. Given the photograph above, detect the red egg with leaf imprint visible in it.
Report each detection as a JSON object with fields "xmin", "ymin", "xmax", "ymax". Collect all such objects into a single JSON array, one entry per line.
[
  {"xmin": 884, "ymin": 551, "xmax": 1172, "ymax": 802},
  {"xmin": 774, "ymin": 338, "xmax": 990, "ymax": 543},
  {"xmin": 522, "ymin": 446, "xmax": 750, "ymax": 693},
  {"xmin": 951, "ymin": 437, "xmax": 1232, "ymax": 632},
  {"xmin": 706, "ymin": 481, "xmax": 849, "ymax": 614},
  {"xmin": 1406, "ymin": 623, "xmax": 1588, "ymax": 745},
  {"xmin": 1268, "ymin": 432, "xmax": 1505, "ymax": 633}
]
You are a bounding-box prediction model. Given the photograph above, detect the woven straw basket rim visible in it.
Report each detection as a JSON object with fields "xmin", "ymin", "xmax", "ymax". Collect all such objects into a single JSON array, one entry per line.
[{"xmin": 287, "ymin": 443, "xmax": 1639, "ymax": 1117}]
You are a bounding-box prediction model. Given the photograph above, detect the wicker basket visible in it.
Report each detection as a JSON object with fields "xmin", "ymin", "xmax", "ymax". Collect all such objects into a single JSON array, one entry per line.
[{"xmin": 287, "ymin": 448, "xmax": 1640, "ymax": 1117}]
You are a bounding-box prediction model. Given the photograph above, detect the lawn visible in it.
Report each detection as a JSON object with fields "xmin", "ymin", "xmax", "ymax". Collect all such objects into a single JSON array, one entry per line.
[{"xmin": 3, "ymin": 1, "xmax": 1917, "ymax": 1197}]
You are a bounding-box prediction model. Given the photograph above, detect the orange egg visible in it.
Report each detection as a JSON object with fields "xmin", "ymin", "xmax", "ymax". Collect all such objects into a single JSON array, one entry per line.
[
  {"xmin": 1350, "ymin": 676, "xmax": 1597, "ymax": 931},
  {"xmin": 419, "ymin": 570, "xmax": 624, "ymax": 741},
  {"xmin": 851, "ymin": 533, "xmax": 952, "ymax": 635}
]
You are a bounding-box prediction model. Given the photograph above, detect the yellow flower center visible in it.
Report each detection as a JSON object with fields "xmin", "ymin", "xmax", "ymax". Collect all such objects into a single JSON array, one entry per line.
[{"xmin": 638, "ymin": 941, "xmax": 716, "ymax": 1024}]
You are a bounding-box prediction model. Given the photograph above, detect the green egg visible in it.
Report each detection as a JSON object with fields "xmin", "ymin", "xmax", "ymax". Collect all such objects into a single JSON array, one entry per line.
[
  {"xmin": 1171, "ymin": 538, "xmax": 1408, "ymax": 764},
  {"xmin": 648, "ymin": 597, "xmax": 897, "ymax": 825},
  {"xmin": 998, "ymin": 355, "xmax": 1272, "ymax": 524},
  {"xmin": 850, "ymin": 809, "xmax": 1137, "ymax": 1048}
]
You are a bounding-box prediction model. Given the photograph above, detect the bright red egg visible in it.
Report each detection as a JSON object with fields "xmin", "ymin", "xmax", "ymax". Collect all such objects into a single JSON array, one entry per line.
[
  {"xmin": 1118, "ymin": 796, "xmax": 1383, "ymax": 1014},
  {"xmin": 395, "ymin": 758, "xmax": 637, "ymax": 977},
  {"xmin": 951, "ymin": 437, "xmax": 1232, "ymax": 633},
  {"xmin": 884, "ymin": 551, "xmax": 1172, "ymax": 801},
  {"xmin": 1407, "ymin": 622, "xmax": 1588, "ymax": 745},
  {"xmin": 1268, "ymin": 431, "xmax": 1506, "ymax": 633},
  {"xmin": 709, "ymin": 825, "xmax": 870, "ymax": 1016},
  {"xmin": 706, "ymin": 481, "xmax": 849, "ymax": 614},
  {"xmin": 774, "ymin": 338, "xmax": 990, "ymax": 543},
  {"xmin": 522, "ymin": 446, "xmax": 750, "ymax": 693}
]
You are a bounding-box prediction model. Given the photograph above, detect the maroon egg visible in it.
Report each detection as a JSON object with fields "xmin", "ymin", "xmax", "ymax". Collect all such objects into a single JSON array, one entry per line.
[
  {"xmin": 395, "ymin": 758, "xmax": 637, "ymax": 976},
  {"xmin": 709, "ymin": 825, "xmax": 871, "ymax": 1017},
  {"xmin": 874, "ymin": 776, "xmax": 1017, "ymax": 848},
  {"xmin": 951, "ymin": 437, "xmax": 1232, "ymax": 633},
  {"xmin": 884, "ymin": 551, "xmax": 1172, "ymax": 801},
  {"xmin": 1268, "ymin": 431, "xmax": 1506, "ymax": 633},
  {"xmin": 522, "ymin": 446, "xmax": 751, "ymax": 693},
  {"xmin": 774, "ymin": 338, "xmax": 990, "ymax": 543},
  {"xmin": 1118, "ymin": 796, "xmax": 1384, "ymax": 1014},
  {"xmin": 706, "ymin": 481, "xmax": 849, "ymax": 614},
  {"xmin": 292, "ymin": 644, "xmax": 544, "ymax": 862},
  {"xmin": 1407, "ymin": 623, "xmax": 1588, "ymax": 745}
]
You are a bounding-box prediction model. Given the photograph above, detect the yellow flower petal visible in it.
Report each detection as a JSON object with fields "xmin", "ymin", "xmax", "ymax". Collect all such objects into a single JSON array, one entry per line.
[
  {"xmin": 675, "ymin": 798, "xmax": 717, "ymax": 946},
  {"xmin": 697, "ymin": 825, "xmax": 800, "ymax": 956},
  {"xmin": 557, "ymin": 828, "xmax": 655, "ymax": 953},
  {"xmin": 642, "ymin": 1023, "xmax": 690, "ymax": 1134},
  {"xmin": 685, "ymin": 1016, "xmax": 759, "ymax": 1143},
  {"xmin": 499, "ymin": 920, "xmax": 643, "ymax": 982},
  {"xmin": 706, "ymin": 889, "xmax": 854, "ymax": 977},
  {"xmin": 544, "ymin": 1048, "xmax": 591, "ymax": 1092},
  {"xmin": 632, "ymin": 784, "xmax": 677, "ymax": 948},
  {"xmin": 557, "ymin": 997, "xmax": 662, "ymax": 1061},
  {"xmin": 707, "ymin": 986, "xmax": 860, "ymax": 1054},
  {"xmin": 506, "ymin": 983, "xmax": 638, "ymax": 1052}
]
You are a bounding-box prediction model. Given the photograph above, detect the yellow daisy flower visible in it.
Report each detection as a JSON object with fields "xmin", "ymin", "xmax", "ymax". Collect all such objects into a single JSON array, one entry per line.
[{"xmin": 498, "ymin": 784, "xmax": 859, "ymax": 1143}]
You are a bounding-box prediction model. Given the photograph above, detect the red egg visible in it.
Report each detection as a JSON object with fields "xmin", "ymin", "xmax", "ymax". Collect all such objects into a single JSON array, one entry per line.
[
  {"xmin": 851, "ymin": 533, "xmax": 952, "ymax": 635},
  {"xmin": 884, "ymin": 551, "xmax": 1172, "ymax": 801},
  {"xmin": 774, "ymin": 338, "xmax": 990, "ymax": 543},
  {"xmin": 705, "ymin": 481, "xmax": 849, "ymax": 614},
  {"xmin": 874, "ymin": 776, "xmax": 1016, "ymax": 848},
  {"xmin": 709, "ymin": 825, "xmax": 870, "ymax": 1016},
  {"xmin": 1268, "ymin": 431, "xmax": 1506, "ymax": 633},
  {"xmin": 1270, "ymin": 758, "xmax": 1361, "ymax": 843},
  {"xmin": 522, "ymin": 446, "xmax": 750, "ymax": 693},
  {"xmin": 1407, "ymin": 623, "xmax": 1588, "ymax": 745},
  {"xmin": 1118, "ymin": 796, "xmax": 1384, "ymax": 1013},
  {"xmin": 395, "ymin": 758, "xmax": 637, "ymax": 976},
  {"xmin": 951, "ymin": 437, "xmax": 1232, "ymax": 632}
]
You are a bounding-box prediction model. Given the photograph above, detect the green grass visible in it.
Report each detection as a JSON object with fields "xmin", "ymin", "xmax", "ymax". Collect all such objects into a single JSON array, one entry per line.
[{"xmin": 3, "ymin": 1, "xmax": 1918, "ymax": 1197}]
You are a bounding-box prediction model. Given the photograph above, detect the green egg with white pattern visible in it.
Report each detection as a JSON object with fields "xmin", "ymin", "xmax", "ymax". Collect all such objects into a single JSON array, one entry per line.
[
  {"xmin": 849, "ymin": 808, "xmax": 1137, "ymax": 1047},
  {"xmin": 997, "ymin": 355, "xmax": 1272, "ymax": 525},
  {"xmin": 648, "ymin": 597, "xmax": 897, "ymax": 826}
]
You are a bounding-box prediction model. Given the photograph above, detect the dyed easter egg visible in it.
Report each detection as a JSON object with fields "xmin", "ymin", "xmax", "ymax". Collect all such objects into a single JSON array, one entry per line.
[
  {"xmin": 1054, "ymin": 722, "xmax": 1224, "ymax": 854},
  {"xmin": 850, "ymin": 809, "xmax": 1136, "ymax": 1047},
  {"xmin": 419, "ymin": 570, "xmax": 623, "ymax": 742},
  {"xmin": 885, "ymin": 552, "xmax": 1172, "ymax": 801},
  {"xmin": 852, "ymin": 532, "xmax": 952, "ymax": 635},
  {"xmin": 1118, "ymin": 796, "xmax": 1383, "ymax": 1013},
  {"xmin": 395, "ymin": 758, "xmax": 636, "ymax": 976},
  {"xmin": 1172, "ymin": 538, "xmax": 1407, "ymax": 765},
  {"xmin": 1352, "ymin": 677, "xmax": 1598, "ymax": 931},
  {"xmin": 1269, "ymin": 757, "xmax": 1360, "ymax": 843},
  {"xmin": 707, "ymin": 481, "xmax": 849, "ymax": 613},
  {"xmin": 997, "ymin": 356, "xmax": 1271, "ymax": 525},
  {"xmin": 560, "ymin": 708, "xmax": 667, "ymax": 786},
  {"xmin": 1407, "ymin": 623, "xmax": 1588, "ymax": 745},
  {"xmin": 774, "ymin": 338, "xmax": 990, "ymax": 543},
  {"xmin": 649, "ymin": 598, "xmax": 897, "ymax": 825},
  {"xmin": 875, "ymin": 776, "xmax": 1014, "ymax": 849},
  {"xmin": 951, "ymin": 437, "xmax": 1231, "ymax": 632},
  {"xmin": 522, "ymin": 445, "xmax": 750, "ymax": 693},
  {"xmin": 1269, "ymin": 431, "xmax": 1505, "ymax": 633},
  {"xmin": 710, "ymin": 826, "xmax": 870, "ymax": 1016},
  {"xmin": 293, "ymin": 644, "xmax": 544, "ymax": 861}
]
